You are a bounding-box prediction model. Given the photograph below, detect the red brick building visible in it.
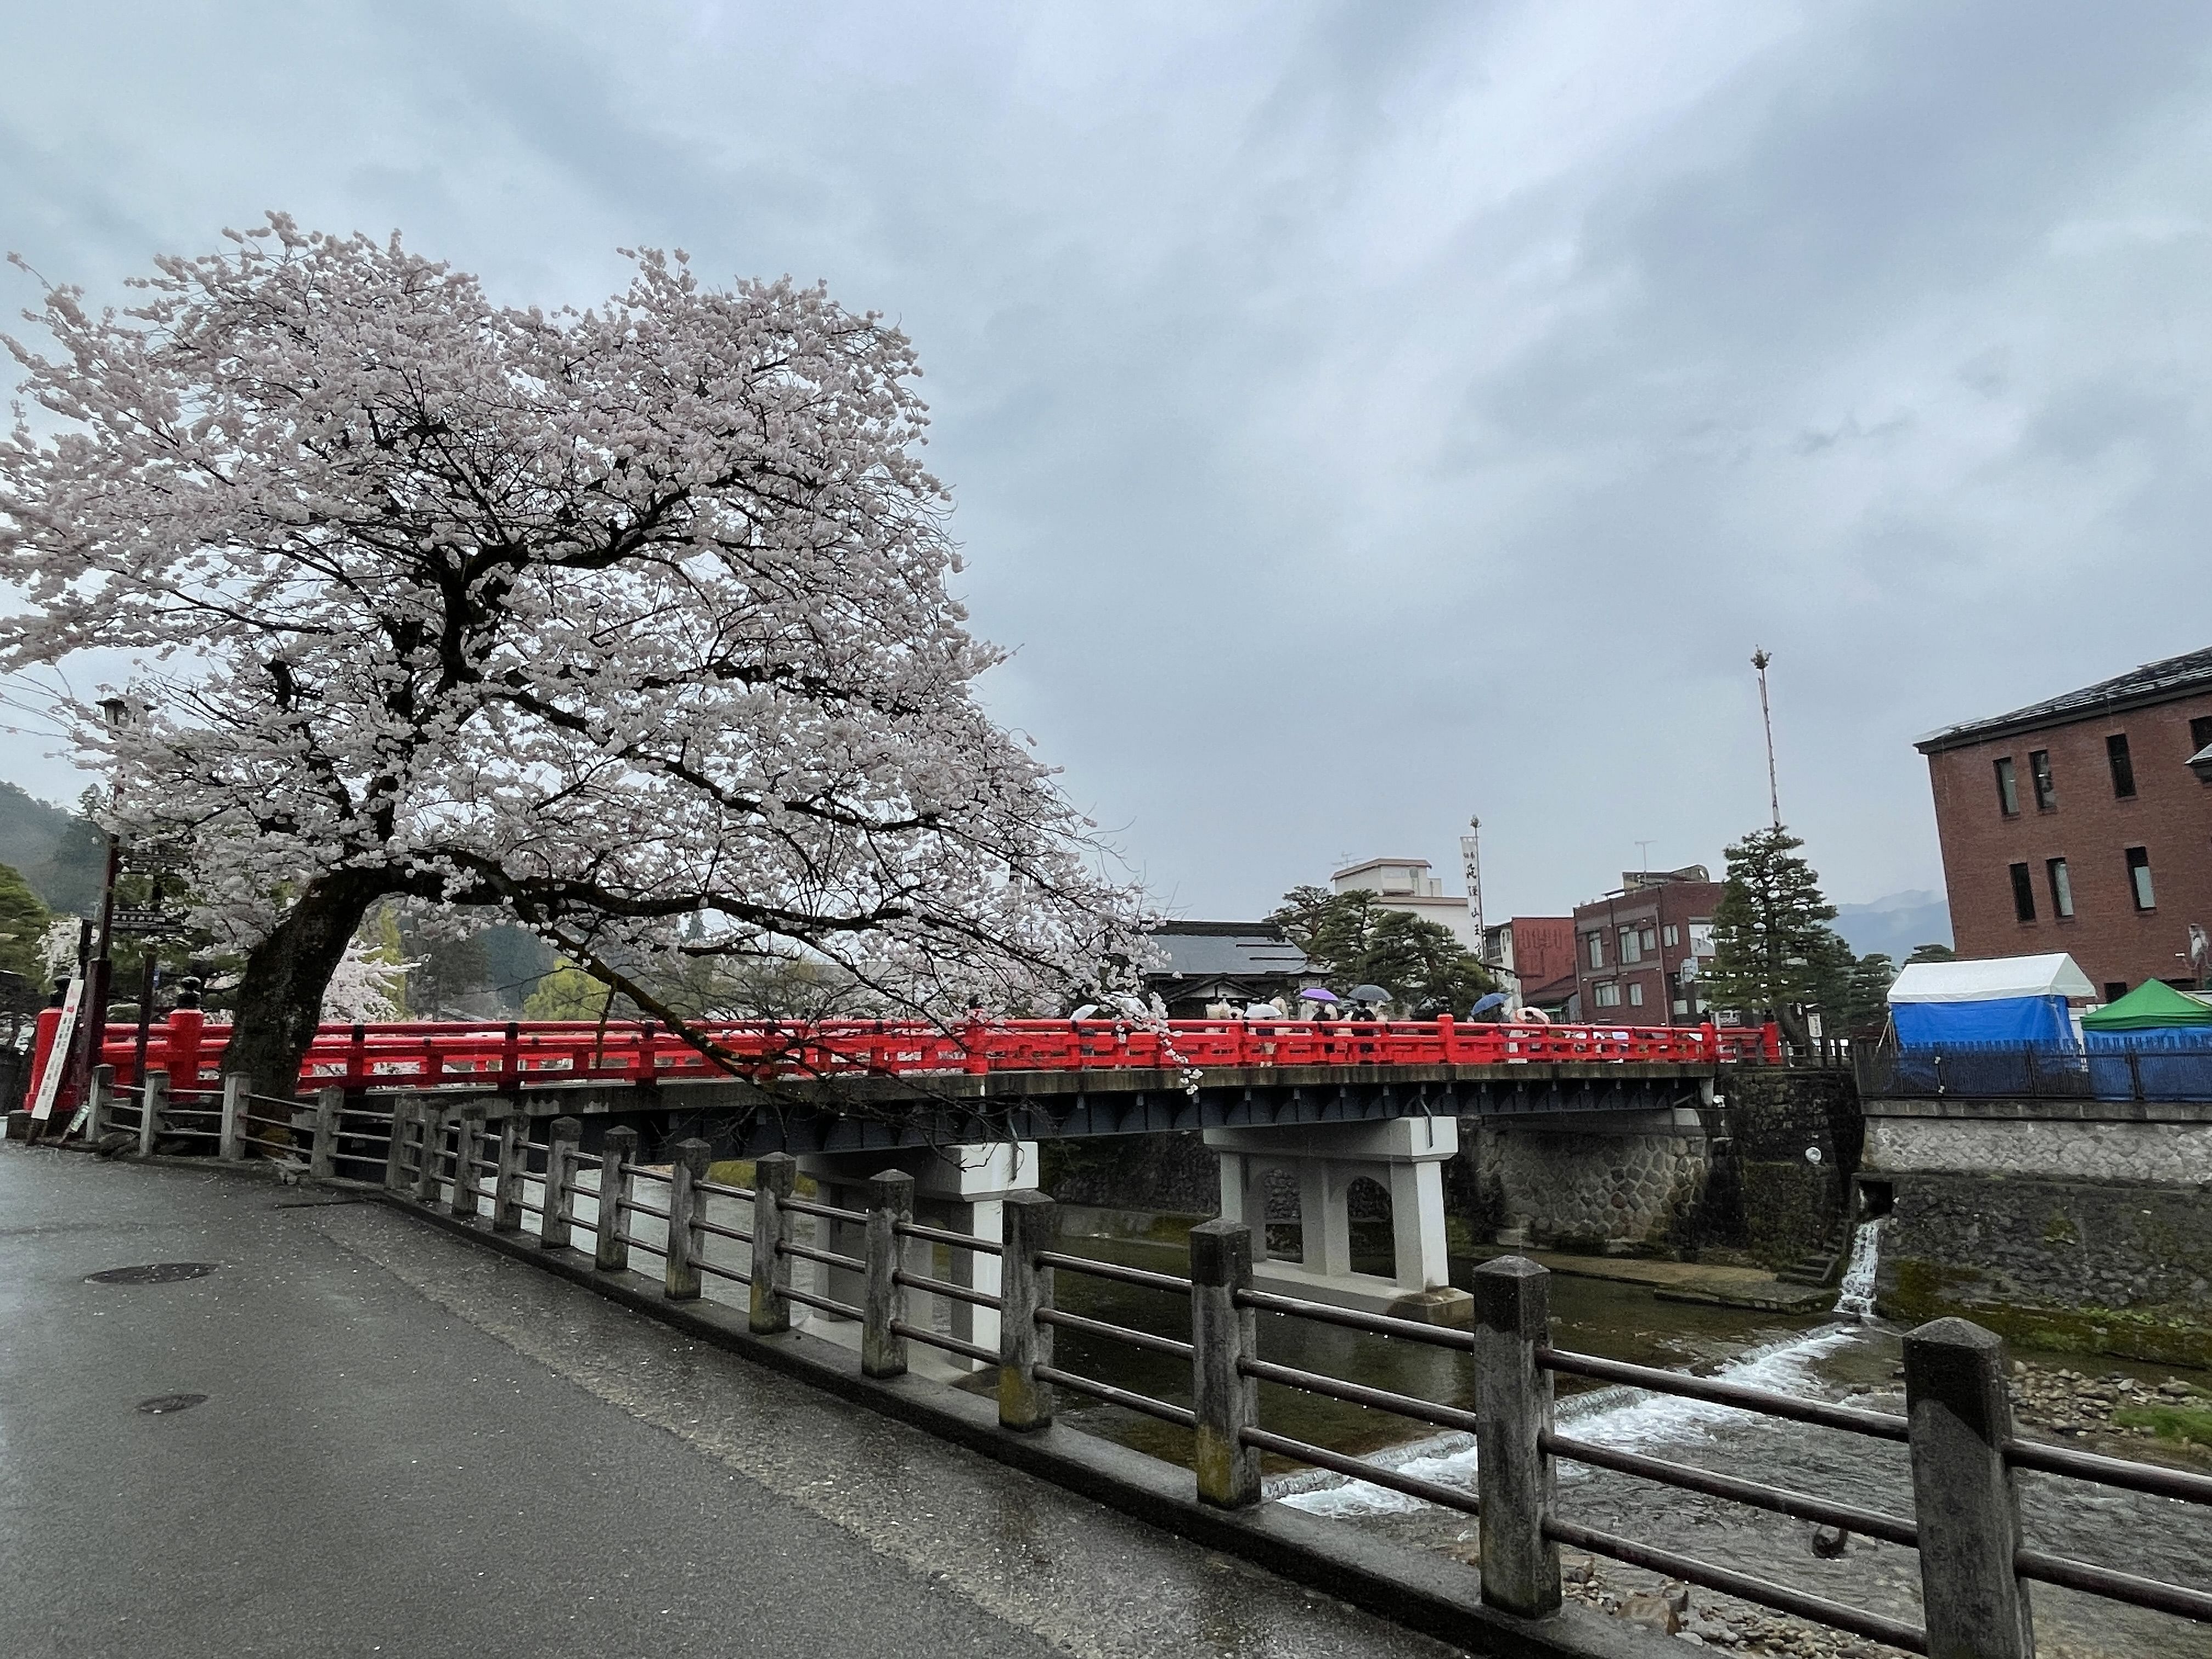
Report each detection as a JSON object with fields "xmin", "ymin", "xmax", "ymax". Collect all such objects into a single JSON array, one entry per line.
[
  {"xmin": 1481, "ymin": 916, "xmax": 1577, "ymax": 1014},
  {"xmin": 1917, "ymin": 647, "xmax": 2212, "ymax": 1001},
  {"xmin": 1571, "ymin": 867, "xmax": 1724, "ymax": 1025}
]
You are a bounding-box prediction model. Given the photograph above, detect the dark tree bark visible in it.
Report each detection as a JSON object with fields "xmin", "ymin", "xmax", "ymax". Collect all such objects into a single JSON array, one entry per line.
[{"xmin": 219, "ymin": 870, "xmax": 393, "ymax": 1096}]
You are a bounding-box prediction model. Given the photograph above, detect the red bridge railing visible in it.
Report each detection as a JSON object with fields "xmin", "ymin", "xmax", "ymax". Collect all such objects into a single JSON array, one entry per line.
[{"xmin": 59, "ymin": 1009, "xmax": 1780, "ymax": 1097}]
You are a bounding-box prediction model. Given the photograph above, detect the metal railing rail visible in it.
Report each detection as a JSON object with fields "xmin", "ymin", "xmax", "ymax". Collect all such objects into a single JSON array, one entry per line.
[{"xmin": 103, "ymin": 1075, "xmax": 2212, "ymax": 1657}]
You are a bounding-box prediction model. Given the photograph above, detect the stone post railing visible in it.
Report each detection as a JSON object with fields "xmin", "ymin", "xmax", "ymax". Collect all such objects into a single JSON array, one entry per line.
[
  {"xmin": 863, "ymin": 1169, "xmax": 914, "ymax": 1378},
  {"xmin": 539, "ymin": 1117, "xmax": 581, "ymax": 1251},
  {"xmin": 998, "ymin": 1191, "xmax": 1056, "ymax": 1431},
  {"xmin": 384, "ymin": 1098, "xmax": 417, "ymax": 1192},
  {"xmin": 449, "ymin": 1105, "xmax": 487, "ymax": 1220},
  {"xmin": 1189, "ymin": 1218, "xmax": 1261, "ymax": 1508},
  {"xmin": 309, "ymin": 1086, "xmax": 343, "ymax": 1181},
  {"xmin": 1906, "ymin": 1317, "xmax": 2035, "ymax": 1659},
  {"xmin": 489, "ymin": 1107, "xmax": 527, "ymax": 1232},
  {"xmin": 1474, "ymin": 1255, "xmax": 1561, "ymax": 1618},
  {"xmin": 218, "ymin": 1073, "xmax": 249, "ymax": 1163},
  {"xmin": 664, "ymin": 1138, "xmax": 713, "ymax": 1301},
  {"xmin": 748, "ymin": 1152, "xmax": 796, "ymax": 1334},
  {"xmin": 595, "ymin": 1126, "xmax": 638, "ymax": 1273},
  {"xmin": 138, "ymin": 1070, "xmax": 168, "ymax": 1158}
]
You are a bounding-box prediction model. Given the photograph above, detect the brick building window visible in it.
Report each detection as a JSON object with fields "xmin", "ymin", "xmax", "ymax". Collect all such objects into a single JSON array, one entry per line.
[
  {"xmin": 2009, "ymin": 862, "xmax": 2036, "ymax": 922},
  {"xmin": 1618, "ymin": 928, "xmax": 1642, "ymax": 964},
  {"xmin": 1627, "ymin": 981, "xmax": 1645, "ymax": 1008},
  {"xmin": 2104, "ymin": 980, "xmax": 2129, "ymax": 1002},
  {"xmin": 2029, "ymin": 749, "xmax": 2056, "ymax": 811},
  {"xmin": 2046, "ymin": 857, "xmax": 2074, "ymax": 918},
  {"xmin": 2107, "ymin": 733, "xmax": 2136, "ymax": 799},
  {"xmin": 1662, "ymin": 924, "xmax": 1679, "ymax": 947},
  {"xmin": 2126, "ymin": 846, "xmax": 2155, "ymax": 910},
  {"xmin": 1585, "ymin": 932, "xmax": 1604, "ymax": 969},
  {"xmin": 1994, "ymin": 756, "xmax": 2019, "ymax": 816},
  {"xmin": 1594, "ymin": 981, "xmax": 1621, "ymax": 1008}
]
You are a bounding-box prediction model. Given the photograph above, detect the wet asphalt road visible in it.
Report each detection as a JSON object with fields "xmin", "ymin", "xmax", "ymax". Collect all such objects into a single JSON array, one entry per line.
[{"xmin": 0, "ymin": 1147, "xmax": 1454, "ymax": 1659}]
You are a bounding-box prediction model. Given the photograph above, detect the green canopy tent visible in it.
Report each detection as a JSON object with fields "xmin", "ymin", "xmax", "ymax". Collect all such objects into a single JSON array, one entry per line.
[{"xmin": 2080, "ymin": 979, "xmax": 2212, "ymax": 1032}]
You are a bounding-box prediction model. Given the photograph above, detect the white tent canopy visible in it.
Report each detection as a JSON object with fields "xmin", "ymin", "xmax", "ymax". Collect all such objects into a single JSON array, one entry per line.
[{"xmin": 1888, "ymin": 952, "xmax": 2095, "ymax": 1005}]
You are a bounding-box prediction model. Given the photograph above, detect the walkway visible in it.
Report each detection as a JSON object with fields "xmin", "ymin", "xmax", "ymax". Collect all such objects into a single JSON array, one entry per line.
[{"xmin": 0, "ymin": 1147, "xmax": 1449, "ymax": 1659}]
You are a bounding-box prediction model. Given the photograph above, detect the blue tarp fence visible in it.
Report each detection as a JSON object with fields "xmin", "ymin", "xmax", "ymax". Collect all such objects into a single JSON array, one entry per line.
[
  {"xmin": 1863, "ymin": 1039, "xmax": 2212, "ymax": 1101},
  {"xmin": 2085, "ymin": 1030, "xmax": 2212, "ymax": 1102}
]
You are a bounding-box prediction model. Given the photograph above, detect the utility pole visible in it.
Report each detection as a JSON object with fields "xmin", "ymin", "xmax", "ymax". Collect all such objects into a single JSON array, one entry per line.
[{"xmin": 1751, "ymin": 648, "xmax": 1781, "ymax": 830}]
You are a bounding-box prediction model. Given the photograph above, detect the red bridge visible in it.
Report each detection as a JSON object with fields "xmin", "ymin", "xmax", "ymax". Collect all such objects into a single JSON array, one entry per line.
[{"xmin": 37, "ymin": 1008, "xmax": 1779, "ymax": 1102}]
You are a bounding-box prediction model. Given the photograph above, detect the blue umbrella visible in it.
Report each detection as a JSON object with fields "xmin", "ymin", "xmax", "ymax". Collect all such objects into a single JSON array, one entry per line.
[{"xmin": 1469, "ymin": 992, "xmax": 1508, "ymax": 1018}]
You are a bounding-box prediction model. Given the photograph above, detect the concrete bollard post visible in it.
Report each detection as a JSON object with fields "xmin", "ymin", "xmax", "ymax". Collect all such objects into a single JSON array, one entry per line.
[
  {"xmin": 1189, "ymin": 1218, "xmax": 1262, "ymax": 1508},
  {"xmin": 998, "ymin": 1190, "xmax": 1057, "ymax": 1430},
  {"xmin": 862, "ymin": 1169, "xmax": 915, "ymax": 1378},
  {"xmin": 664, "ymin": 1138, "xmax": 713, "ymax": 1301},
  {"xmin": 309, "ymin": 1086, "xmax": 343, "ymax": 1181},
  {"xmin": 1474, "ymin": 1255, "xmax": 1562, "ymax": 1617},
  {"xmin": 748, "ymin": 1152, "xmax": 797, "ymax": 1333},
  {"xmin": 595, "ymin": 1126, "xmax": 639, "ymax": 1272},
  {"xmin": 86, "ymin": 1064, "xmax": 114, "ymax": 1141},
  {"xmin": 139, "ymin": 1070, "xmax": 168, "ymax": 1158},
  {"xmin": 540, "ymin": 1117, "xmax": 581, "ymax": 1250},
  {"xmin": 1904, "ymin": 1318, "xmax": 2035, "ymax": 1659},
  {"xmin": 384, "ymin": 1097, "xmax": 417, "ymax": 1192},
  {"xmin": 490, "ymin": 1107, "xmax": 528, "ymax": 1232},
  {"xmin": 449, "ymin": 1107, "xmax": 487, "ymax": 1218},
  {"xmin": 415, "ymin": 1107, "xmax": 448, "ymax": 1205},
  {"xmin": 219, "ymin": 1074, "xmax": 250, "ymax": 1162}
]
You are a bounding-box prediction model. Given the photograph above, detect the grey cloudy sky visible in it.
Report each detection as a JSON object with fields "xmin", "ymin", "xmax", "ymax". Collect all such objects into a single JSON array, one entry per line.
[{"xmin": 5, "ymin": 1, "xmax": 2210, "ymax": 922}]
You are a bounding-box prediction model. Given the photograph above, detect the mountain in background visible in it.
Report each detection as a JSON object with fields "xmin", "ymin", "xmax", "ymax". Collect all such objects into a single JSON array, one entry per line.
[
  {"xmin": 0, "ymin": 780, "xmax": 103, "ymax": 915},
  {"xmin": 1832, "ymin": 889, "xmax": 1953, "ymax": 963}
]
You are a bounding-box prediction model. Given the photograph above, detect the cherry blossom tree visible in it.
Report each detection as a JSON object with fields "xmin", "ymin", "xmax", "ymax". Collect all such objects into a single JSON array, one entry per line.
[{"xmin": 2, "ymin": 216, "xmax": 1142, "ymax": 1091}]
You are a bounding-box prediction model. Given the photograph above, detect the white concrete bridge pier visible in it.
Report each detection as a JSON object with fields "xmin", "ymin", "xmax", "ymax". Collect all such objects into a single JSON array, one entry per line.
[
  {"xmin": 795, "ymin": 1141, "xmax": 1039, "ymax": 1369},
  {"xmin": 1203, "ymin": 1118, "xmax": 1471, "ymax": 1325}
]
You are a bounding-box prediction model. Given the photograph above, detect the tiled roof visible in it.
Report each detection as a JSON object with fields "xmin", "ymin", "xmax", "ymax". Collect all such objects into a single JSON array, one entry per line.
[
  {"xmin": 1146, "ymin": 923, "xmax": 1311, "ymax": 978},
  {"xmin": 1916, "ymin": 646, "xmax": 2212, "ymax": 752}
]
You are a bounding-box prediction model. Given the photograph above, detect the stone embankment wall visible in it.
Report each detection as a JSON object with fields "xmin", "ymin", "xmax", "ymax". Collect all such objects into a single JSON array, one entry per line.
[
  {"xmin": 1461, "ymin": 1110, "xmax": 1708, "ymax": 1255},
  {"xmin": 1460, "ymin": 1069, "xmax": 1859, "ymax": 1266},
  {"xmin": 1867, "ymin": 1099, "xmax": 2212, "ymax": 1367},
  {"xmin": 1040, "ymin": 1132, "xmax": 1220, "ymax": 1218}
]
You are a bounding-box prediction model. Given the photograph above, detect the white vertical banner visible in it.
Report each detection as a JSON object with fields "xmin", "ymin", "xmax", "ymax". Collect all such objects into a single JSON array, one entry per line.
[
  {"xmin": 27, "ymin": 975, "xmax": 85, "ymax": 1122},
  {"xmin": 1459, "ymin": 824, "xmax": 1484, "ymax": 944}
]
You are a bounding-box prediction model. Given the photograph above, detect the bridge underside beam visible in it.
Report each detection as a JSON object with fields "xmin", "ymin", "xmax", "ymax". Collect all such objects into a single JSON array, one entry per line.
[{"xmin": 428, "ymin": 1063, "xmax": 1714, "ymax": 1159}]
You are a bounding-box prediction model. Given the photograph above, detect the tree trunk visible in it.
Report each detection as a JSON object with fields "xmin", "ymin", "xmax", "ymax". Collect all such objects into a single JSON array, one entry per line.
[{"xmin": 220, "ymin": 871, "xmax": 391, "ymax": 1096}]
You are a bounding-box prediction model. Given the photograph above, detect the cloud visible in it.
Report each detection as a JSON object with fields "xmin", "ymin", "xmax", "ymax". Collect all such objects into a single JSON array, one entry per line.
[{"xmin": 6, "ymin": 0, "xmax": 2212, "ymax": 923}]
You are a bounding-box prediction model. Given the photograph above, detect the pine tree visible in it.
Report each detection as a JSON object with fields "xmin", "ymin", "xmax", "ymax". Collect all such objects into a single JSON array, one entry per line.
[
  {"xmin": 1701, "ymin": 826, "xmax": 1839, "ymax": 1049},
  {"xmin": 1264, "ymin": 886, "xmax": 1494, "ymax": 1013}
]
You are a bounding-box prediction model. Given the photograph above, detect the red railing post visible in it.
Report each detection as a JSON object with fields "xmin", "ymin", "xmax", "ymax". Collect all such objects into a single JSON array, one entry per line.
[{"xmin": 166, "ymin": 1006, "xmax": 205, "ymax": 1096}]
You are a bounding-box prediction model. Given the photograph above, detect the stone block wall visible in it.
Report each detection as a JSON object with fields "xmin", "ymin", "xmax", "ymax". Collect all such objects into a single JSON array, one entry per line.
[
  {"xmin": 1465, "ymin": 1110, "xmax": 1708, "ymax": 1254},
  {"xmin": 1876, "ymin": 1171, "xmax": 2212, "ymax": 1367},
  {"xmin": 1039, "ymin": 1131, "xmax": 1221, "ymax": 1216}
]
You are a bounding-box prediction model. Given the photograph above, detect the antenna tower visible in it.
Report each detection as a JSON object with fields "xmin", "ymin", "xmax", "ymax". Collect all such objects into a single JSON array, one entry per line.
[{"xmin": 1751, "ymin": 648, "xmax": 1781, "ymax": 830}]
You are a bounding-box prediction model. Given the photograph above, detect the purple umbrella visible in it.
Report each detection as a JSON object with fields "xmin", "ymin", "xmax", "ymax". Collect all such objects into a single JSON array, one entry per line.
[{"xmin": 1299, "ymin": 988, "xmax": 1339, "ymax": 1003}]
